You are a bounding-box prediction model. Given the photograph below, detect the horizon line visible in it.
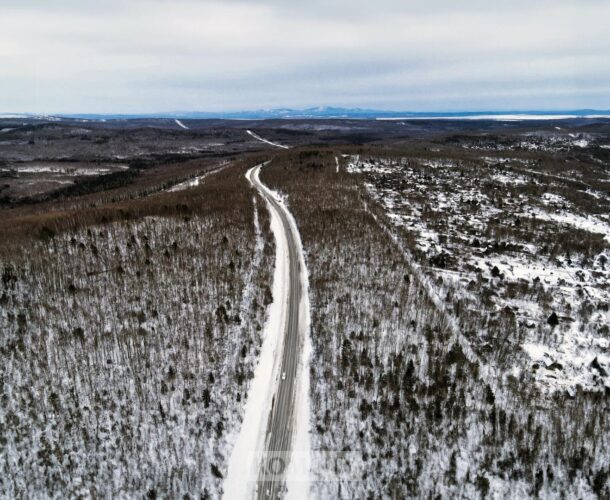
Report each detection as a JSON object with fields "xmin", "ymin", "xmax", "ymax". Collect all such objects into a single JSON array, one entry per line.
[{"xmin": 3, "ymin": 107, "xmax": 610, "ymax": 120}]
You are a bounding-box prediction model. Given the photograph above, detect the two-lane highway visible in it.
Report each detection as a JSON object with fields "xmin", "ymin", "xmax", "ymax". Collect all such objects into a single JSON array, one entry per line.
[{"xmin": 246, "ymin": 163, "xmax": 306, "ymax": 499}]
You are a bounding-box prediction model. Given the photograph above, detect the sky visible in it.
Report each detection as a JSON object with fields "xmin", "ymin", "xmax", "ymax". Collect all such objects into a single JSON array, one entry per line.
[{"xmin": 1, "ymin": 0, "xmax": 609, "ymax": 113}]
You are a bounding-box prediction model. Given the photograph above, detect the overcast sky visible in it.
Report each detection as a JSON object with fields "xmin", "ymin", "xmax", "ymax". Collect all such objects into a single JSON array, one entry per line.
[{"xmin": 1, "ymin": 0, "xmax": 609, "ymax": 113}]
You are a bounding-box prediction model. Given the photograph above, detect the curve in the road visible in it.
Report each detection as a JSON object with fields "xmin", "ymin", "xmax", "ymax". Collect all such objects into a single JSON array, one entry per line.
[{"xmin": 248, "ymin": 163, "xmax": 308, "ymax": 499}]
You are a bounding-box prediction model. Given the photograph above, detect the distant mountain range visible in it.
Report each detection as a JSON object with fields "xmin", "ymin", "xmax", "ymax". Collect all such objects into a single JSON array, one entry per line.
[{"xmin": 2, "ymin": 107, "xmax": 610, "ymax": 121}]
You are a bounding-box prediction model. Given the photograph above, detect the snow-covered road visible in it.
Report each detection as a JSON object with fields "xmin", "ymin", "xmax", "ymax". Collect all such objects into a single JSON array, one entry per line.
[
  {"xmin": 175, "ymin": 119, "xmax": 189, "ymax": 130},
  {"xmin": 247, "ymin": 130, "xmax": 290, "ymax": 149},
  {"xmin": 224, "ymin": 162, "xmax": 311, "ymax": 499}
]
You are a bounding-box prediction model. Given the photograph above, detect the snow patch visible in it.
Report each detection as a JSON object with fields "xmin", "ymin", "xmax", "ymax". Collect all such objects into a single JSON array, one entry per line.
[
  {"xmin": 531, "ymin": 208, "xmax": 610, "ymax": 243},
  {"xmin": 491, "ymin": 173, "xmax": 527, "ymax": 185}
]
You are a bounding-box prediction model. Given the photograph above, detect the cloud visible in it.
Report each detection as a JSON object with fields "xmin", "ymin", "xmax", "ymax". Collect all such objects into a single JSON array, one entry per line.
[{"xmin": 0, "ymin": 0, "xmax": 608, "ymax": 112}]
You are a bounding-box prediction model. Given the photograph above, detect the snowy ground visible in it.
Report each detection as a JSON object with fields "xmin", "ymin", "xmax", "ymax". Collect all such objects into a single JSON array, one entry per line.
[
  {"xmin": 0, "ymin": 171, "xmax": 274, "ymax": 498},
  {"xmin": 454, "ymin": 131, "xmax": 610, "ymax": 153},
  {"xmin": 348, "ymin": 154, "xmax": 610, "ymax": 394},
  {"xmin": 262, "ymin": 151, "xmax": 610, "ymax": 499}
]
